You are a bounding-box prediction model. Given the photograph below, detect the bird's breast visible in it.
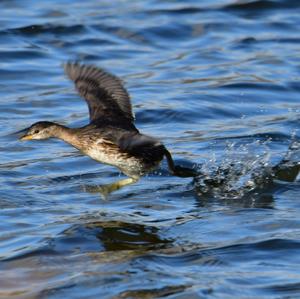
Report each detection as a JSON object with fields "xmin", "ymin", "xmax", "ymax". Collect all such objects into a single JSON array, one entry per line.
[
  {"xmin": 81, "ymin": 138, "xmax": 164, "ymax": 178},
  {"xmin": 84, "ymin": 140, "xmax": 122, "ymax": 164}
]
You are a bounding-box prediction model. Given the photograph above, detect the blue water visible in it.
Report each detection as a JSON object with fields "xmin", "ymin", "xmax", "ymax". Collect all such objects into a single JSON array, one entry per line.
[{"xmin": 1, "ymin": 0, "xmax": 300, "ymax": 298}]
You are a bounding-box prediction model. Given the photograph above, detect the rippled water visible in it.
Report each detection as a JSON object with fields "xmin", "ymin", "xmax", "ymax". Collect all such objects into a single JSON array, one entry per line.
[{"xmin": 1, "ymin": 0, "xmax": 300, "ymax": 298}]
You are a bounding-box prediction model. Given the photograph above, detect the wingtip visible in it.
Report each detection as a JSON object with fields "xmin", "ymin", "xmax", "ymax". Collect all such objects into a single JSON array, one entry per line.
[
  {"xmin": 63, "ymin": 61, "xmax": 82, "ymax": 81},
  {"xmin": 63, "ymin": 60, "xmax": 80, "ymax": 67}
]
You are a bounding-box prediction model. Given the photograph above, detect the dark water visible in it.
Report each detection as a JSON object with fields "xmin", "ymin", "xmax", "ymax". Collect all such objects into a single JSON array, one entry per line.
[{"xmin": 1, "ymin": 0, "xmax": 300, "ymax": 298}]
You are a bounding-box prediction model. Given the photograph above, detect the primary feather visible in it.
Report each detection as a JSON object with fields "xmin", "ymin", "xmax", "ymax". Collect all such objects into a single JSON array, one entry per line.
[{"xmin": 64, "ymin": 62, "xmax": 134, "ymax": 126}]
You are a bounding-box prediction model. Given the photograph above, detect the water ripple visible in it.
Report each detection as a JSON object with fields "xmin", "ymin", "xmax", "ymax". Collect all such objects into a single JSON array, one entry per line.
[{"xmin": 1, "ymin": 0, "xmax": 300, "ymax": 298}]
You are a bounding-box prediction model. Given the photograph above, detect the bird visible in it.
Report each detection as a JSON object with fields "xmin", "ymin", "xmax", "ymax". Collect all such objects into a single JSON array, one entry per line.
[{"xmin": 20, "ymin": 62, "xmax": 196, "ymax": 195}]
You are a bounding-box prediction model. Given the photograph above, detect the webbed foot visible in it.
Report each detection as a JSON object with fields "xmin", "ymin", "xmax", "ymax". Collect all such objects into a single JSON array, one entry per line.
[
  {"xmin": 84, "ymin": 177, "xmax": 138, "ymax": 199},
  {"xmin": 173, "ymin": 165, "xmax": 198, "ymax": 178}
]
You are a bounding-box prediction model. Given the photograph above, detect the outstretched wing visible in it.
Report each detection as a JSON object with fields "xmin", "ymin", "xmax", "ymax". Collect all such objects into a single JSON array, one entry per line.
[{"xmin": 64, "ymin": 62, "xmax": 134, "ymax": 126}]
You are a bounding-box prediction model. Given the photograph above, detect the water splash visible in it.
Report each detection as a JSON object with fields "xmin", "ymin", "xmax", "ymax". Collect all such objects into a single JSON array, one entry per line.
[{"xmin": 194, "ymin": 139, "xmax": 277, "ymax": 199}]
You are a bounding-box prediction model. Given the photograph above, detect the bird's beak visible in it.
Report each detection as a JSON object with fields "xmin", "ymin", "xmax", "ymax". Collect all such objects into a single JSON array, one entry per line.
[{"xmin": 20, "ymin": 134, "xmax": 33, "ymax": 141}]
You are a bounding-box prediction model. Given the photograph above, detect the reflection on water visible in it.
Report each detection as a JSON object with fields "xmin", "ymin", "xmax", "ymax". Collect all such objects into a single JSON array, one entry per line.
[{"xmin": 1, "ymin": 0, "xmax": 300, "ymax": 298}]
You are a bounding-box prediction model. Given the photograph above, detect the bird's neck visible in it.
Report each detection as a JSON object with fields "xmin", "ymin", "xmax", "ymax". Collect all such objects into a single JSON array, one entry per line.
[{"xmin": 53, "ymin": 125, "xmax": 81, "ymax": 149}]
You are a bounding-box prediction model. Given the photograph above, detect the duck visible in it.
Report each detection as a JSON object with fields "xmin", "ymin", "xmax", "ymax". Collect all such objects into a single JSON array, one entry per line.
[{"xmin": 20, "ymin": 62, "xmax": 196, "ymax": 194}]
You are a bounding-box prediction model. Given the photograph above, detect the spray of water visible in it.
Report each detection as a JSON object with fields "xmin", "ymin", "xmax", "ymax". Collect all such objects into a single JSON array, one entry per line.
[{"xmin": 193, "ymin": 138, "xmax": 295, "ymax": 199}]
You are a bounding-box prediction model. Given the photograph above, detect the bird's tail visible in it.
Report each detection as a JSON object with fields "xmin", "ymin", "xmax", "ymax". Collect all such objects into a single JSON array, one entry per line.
[{"xmin": 164, "ymin": 148, "xmax": 198, "ymax": 178}]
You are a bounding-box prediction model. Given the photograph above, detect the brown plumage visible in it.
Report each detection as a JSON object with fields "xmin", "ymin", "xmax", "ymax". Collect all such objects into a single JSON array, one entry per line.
[{"xmin": 20, "ymin": 62, "xmax": 196, "ymax": 187}]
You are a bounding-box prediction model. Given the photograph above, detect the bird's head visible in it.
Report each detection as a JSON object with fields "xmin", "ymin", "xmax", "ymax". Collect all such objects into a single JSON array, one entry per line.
[{"xmin": 20, "ymin": 121, "xmax": 58, "ymax": 141}]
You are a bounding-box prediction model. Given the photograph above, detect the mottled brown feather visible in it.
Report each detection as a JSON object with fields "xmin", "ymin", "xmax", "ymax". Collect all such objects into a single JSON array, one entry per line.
[{"xmin": 64, "ymin": 62, "xmax": 134, "ymax": 125}]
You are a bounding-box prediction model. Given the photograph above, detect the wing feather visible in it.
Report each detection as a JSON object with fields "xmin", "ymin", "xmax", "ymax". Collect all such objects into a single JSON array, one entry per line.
[{"xmin": 64, "ymin": 62, "xmax": 134, "ymax": 125}]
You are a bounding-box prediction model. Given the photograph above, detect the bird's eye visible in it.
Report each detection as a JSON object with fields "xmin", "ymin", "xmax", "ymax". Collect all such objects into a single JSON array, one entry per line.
[{"xmin": 34, "ymin": 130, "xmax": 40, "ymax": 134}]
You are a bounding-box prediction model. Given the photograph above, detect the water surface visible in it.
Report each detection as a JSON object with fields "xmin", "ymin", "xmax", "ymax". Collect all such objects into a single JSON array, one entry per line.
[{"xmin": 1, "ymin": 0, "xmax": 300, "ymax": 298}]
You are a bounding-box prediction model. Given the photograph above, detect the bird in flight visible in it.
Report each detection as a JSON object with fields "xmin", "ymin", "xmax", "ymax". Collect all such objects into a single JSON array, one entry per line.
[{"xmin": 20, "ymin": 62, "xmax": 196, "ymax": 195}]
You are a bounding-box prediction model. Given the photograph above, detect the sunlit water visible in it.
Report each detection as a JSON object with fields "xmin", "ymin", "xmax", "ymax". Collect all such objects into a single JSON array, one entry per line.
[{"xmin": 1, "ymin": 1, "xmax": 300, "ymax": 298}]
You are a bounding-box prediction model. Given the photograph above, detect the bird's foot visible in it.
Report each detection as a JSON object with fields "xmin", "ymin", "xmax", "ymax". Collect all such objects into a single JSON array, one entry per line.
[
  {"xmin": 84, "ymin": 177, "xmax": 138, "ymax": 199},
  {"xmin": 173, "ymin": 165, "xmax": 198, "ymax": 178}
]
